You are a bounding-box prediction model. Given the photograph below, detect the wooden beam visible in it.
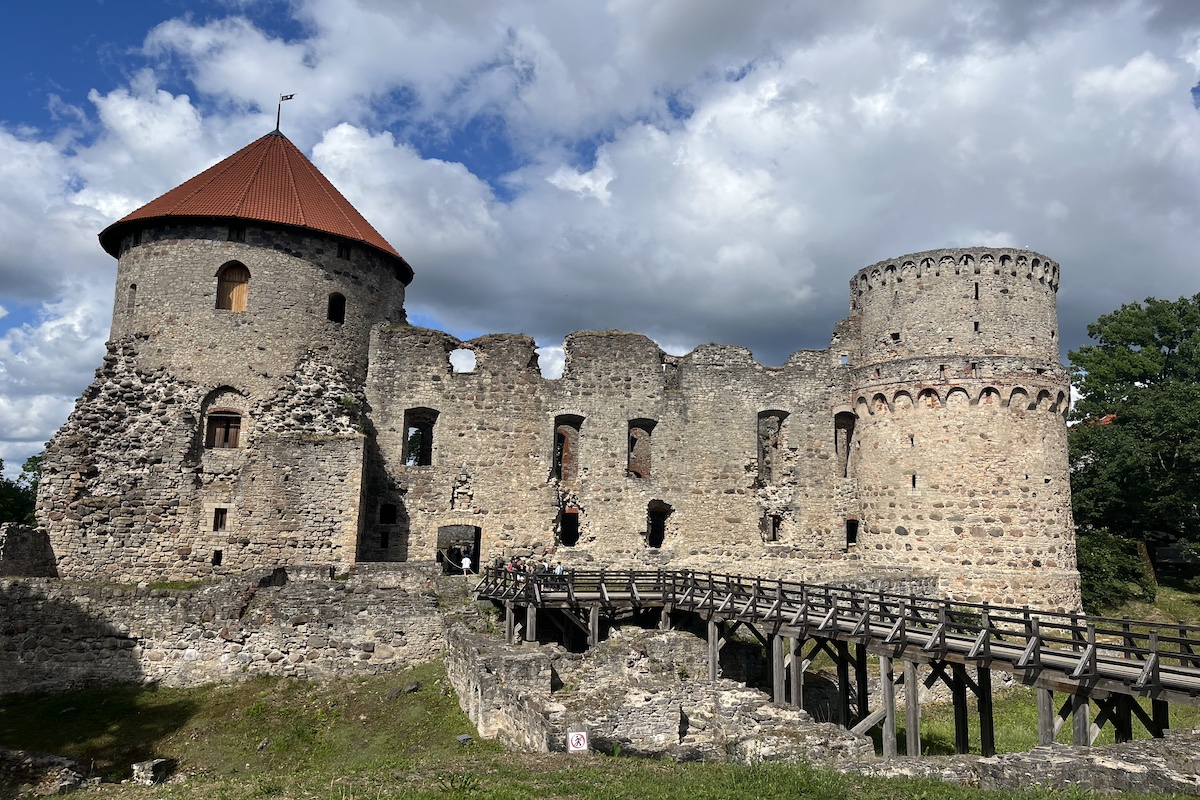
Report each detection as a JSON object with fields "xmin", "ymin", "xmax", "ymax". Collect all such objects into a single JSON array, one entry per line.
[
  {"xmin": 880, "ymin": 655, "xmax": 897, "ymax": 757},
  {"xmin": 790, "ymin": 636, "xmax": 804, "ymax": 709},
  {"xmin": 708, "ymin": 618, "xmax": 720, "ymax": 681},
  {"xmin": 525, "ymin": 604, "xmax": 537, "ymax": 642},
  {"xmin": 1037, "ymin": 687, "xmax": 1054, "ymax": 745},
  {"xmin": 837, "ymin": 640, "xmax": 852, "ymax": 726},
  {"xmin": 977, "ymin": 667, "xmax": 995, "ymax": 757},
  {"xmin": 505, "ymin": 601, "xmax": 516, "ymax": 644},
  {"xmin": 1071, "ymin": 691, "xmax": 1091, "ymax": 746},
  {"xmin": 904, "ymin": 659, "xmax": 921, "ymax": 757},
  {"xmin": 772, "ymin": 635, "xmax": 786, "ymax": 704},
  {"xmin": 951, "ymin": 662, "xmax": 970, "ymax": 754},
  {"xmin": 588, "ymin": 604, "xmax": 600, "ymax": 648}
]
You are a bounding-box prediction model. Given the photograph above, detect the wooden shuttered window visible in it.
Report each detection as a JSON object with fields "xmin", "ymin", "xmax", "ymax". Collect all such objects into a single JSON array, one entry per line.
[
  {"xmin": 216, "ymin": 264, "xmax": 250, "ymax": 311},
  {"xmin": 205, "ymin": 413, "xmax": 242, "ymax": 448}
]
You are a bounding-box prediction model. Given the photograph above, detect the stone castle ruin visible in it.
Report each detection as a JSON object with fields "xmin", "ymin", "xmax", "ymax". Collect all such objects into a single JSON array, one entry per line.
[{"xmin": 33, "ymin": 129, "xmax": 1079, "ymax": 610}]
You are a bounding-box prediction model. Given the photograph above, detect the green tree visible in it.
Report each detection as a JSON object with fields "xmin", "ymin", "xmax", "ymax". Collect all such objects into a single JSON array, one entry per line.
[
  {"xmin": 0, "ymin": 456, "xmax": 38, "ymax": 525},
  {"xmin": 1069, "ymin": 295, "xmax": 1200, "ymax": 549}
]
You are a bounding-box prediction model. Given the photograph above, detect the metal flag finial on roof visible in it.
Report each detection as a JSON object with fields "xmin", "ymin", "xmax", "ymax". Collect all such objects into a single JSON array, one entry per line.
[{"xmin": 275, "ymin": 93, "xmax": 295, "ymax": 132}]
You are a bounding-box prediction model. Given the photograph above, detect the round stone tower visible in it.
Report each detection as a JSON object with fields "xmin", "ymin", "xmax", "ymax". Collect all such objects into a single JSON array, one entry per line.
[
  {"xmin": 39, "ymin": 130, "xmax": 414, "ymax": 583},
  {"xmin": 846, "ymin": 248, "xmax": 1079, "ymax": 610},
  {"xmin": 98, "ymin": 129, "xmax": 412, "ymax": 393}
]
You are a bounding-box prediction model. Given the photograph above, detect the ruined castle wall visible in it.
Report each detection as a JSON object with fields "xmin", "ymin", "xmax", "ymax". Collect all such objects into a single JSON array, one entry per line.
[
  {"xmin": 109, "ymin": 223, "xmax": 405, "ymax": 387},
  {"xmin": 364, "ymin": 328, "xmax": 861, "ymax": 577},
  {"xmin": 39, "ymin": 340, "xmax": 368, "ymax": 583},
  {"xmin": 0, "ymin": 566, "xmax": 443, "ymax": 694}
]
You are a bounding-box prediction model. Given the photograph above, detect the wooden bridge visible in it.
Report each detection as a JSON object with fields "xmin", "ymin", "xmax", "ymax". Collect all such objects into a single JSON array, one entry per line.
[{"xmin": 475, "ymin": 568, "xmax": 1200, "ymax": 757}]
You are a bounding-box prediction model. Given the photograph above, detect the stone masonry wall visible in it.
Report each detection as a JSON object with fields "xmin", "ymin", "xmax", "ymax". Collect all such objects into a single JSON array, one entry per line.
[
  {"xmin": 0, "ymin": 565, "xmax": 444, "ymax": 694},
  {"xmin": 39, "ymin": 337, "xmax": 369, "ymax": 583}
]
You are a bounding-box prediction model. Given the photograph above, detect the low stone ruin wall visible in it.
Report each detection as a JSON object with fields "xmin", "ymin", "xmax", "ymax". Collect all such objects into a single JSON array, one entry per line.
[
  {"xmin": 445, "ymin": 622, "xmax": 875, "ymax": 765},
  {"xmin": 0, "ymin": 564, "xmax": 445, "ymax": 693}
]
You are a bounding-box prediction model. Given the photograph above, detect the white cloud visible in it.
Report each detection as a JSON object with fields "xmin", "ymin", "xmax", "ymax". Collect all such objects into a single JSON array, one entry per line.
[{"xmin": 3, "ymin": 0, "xmax": 1200, "ymax": 462}]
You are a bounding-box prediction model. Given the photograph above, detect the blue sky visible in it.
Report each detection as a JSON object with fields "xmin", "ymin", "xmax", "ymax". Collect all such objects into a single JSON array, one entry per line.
[{"xmin": 2, "ymin": 0, "xmax": 1200, "ymax": 475}]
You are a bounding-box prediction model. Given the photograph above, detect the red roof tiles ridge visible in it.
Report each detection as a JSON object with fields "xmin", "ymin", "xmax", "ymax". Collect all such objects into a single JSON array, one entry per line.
[{"xmin": 97, "ymin": 131, "xmax": 411, "ymax": 282}]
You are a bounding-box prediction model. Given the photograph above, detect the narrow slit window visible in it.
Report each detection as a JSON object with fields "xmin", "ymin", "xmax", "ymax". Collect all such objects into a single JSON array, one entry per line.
[
  {"xmin": 212, "ymin": 550, "xmax": 223, "ymax": 566},
  {"xmin": 337, "ymin": 242, "xmax": 351, "ymax": 259},
  {"xmin": 327, "ymin": 292, "xmax": 346, "ymax": 324},
  {"xmin": 627, "ymin": 419, "xmax": 655, "ymax": 478},
  {"xmin": 127, "ymin": 283, "xmax": 137, "ymax": 315},
  {"xmin": 974, "ymin": 321, "xmax": 981, "ymax": 333},
  {"xmin": 403, "ymin": 408, "xmax": 438, "ymax": 466},
  {"xmin": 974, "ymin": 282, "xmax": 979, "ymax": 300},
  {"xmin": 228, "ymin": 224, "xmax": 246, "ymax": 242}
]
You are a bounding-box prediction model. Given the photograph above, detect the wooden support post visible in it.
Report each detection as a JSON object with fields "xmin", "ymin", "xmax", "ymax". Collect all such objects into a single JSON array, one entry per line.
[
  {"xmin": 977, "ymin": 667, "xmax": 995, "ymax": 757},
  {"xmin": 951, "ymin": 662, "xmax": 969, "ymax": 754},
  {"xmin": 1152, "ymin": 698, "xmax": 1169, "ymax": 737},
  {"xmin": 708, "ymin": 618, "xmax": 720, "ymax": 681},
  {"xmin": 837, "ymin": 640, "xmax": 852, "ymax": 726},
  {"xmin": 880, "ymin": 655, "xmax": 897, "ymax": 757},
  {"xmin": 855, "ymin": 643, "xmax": 869, "ymax": 720},
  {"xmin": 771, "ymin": 635, "xmax": 786, "ymax": 704},
  {"xmin": 524, "ymin": 604, "xmax": 537, "ymax": 642},
  {"xmin": 904, "ymin": 659, "xmax": 921, "ymax": 757},
  {"xmin": 588, "ymin": 604, "xmax": 600, "ymax": 648},
  {"xmin": 789, "ymin": 636, "xmax": 803, "ymax": 709},
  {"xmin": 659, "ymin": 604, "xmax": 672, "ymax": 631},
  {"xmin": 504, "ymin": 601, "xmax": 516, "ymax": 644},
  {"xmin": 1037, "ymin": 687, "xmax": 1054, "ymax": 745},
  {"xmin": 1114, "ymin": 695, "xmax": 1133, "ymax": 743},
  {"xmin": 1071, "ymin": 691, "xmax": 1091, "ymax": 746}
]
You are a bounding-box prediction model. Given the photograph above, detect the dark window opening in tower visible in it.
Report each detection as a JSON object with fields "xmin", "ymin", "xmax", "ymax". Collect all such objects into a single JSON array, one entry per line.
[
  {"xmin": 558, "ymin": 507, "xmax": 580, "ymax": 546},
  {"xmin": 403, "ymin": 407, "xmax": 438, "ymax": 466},
  {"xmin": 127, "ymin": 284, "xmax": 137, "ymax": 315},
  {"xmin": 758, "ymin": 411, "xmax": 788, "ymax": 484},
  {"xmin": 974, "ymin": 321, "xmax": 981, "ymax": 333},
  {"xmin": 647, "ymin": 501, "xmax": 672, "ymax": 548},
  {"xmin": 205, "ymin": 413, "xmax": 242, "ymax": 448},
  {"xmin": 891, "ymin": 332, "xmax": 901, "ymax": 343},
  {"xmin": 761, "ymin": 513, "xmax": 782, "ymax": 542},
  {"xmin": 939, "ymin": 364, "xmax": 946, "ymax": 380},
  {"xmin": 911, "ymin": 474, "xmax": 917, "ymax": 489},
  {"xmin": 212, "ymin": 549, "xmax": 223, "ymax": 566},
  {"xmin": 228, "ymin": 224, "xmax": 246, "ymax": 242},
  {"xmin": 908, "ymin": 434, "xmax": 915, "ymax": 447},
  {"xmin": 379, "ymin": 503, "xmax": 398, "ymax": 525},
  {"xmin": 216, "ymin": 263, "xmax": 250, "ymax": 312},
  {"xmin": 327, "ymin": 292, "xmax": 346, "ymax": 324},
  {"xmin": 627, "ymin": 419, "xmax": 655, "ymax": 478},
  {"xmin": 212, "ymin": 507, "xmax": 228, "ymax": 532},
  {"xmin": 974, "ymin": 282, "xmax": 979, "ymax": 300},
  {"xmin": 833, "ymin": 411, "xmax": 856, "ymax": 478},
  {"xmin": 845, "ymin": 519, "xmax": 859, "ymax": 549},
  {"xmin": 131, "ymin": 229, "xmax": 142, "ymax": 247},
  {"xmin": 552, "ymin": 415, "xmax": 584, "ymax": 482},
  {"xmin": 380, "ymin": 530, "xmax": 390, "ymax": 549},
  {"xmin": 337, "ymin": 242, "xmax": 352, "ymax": 259}
]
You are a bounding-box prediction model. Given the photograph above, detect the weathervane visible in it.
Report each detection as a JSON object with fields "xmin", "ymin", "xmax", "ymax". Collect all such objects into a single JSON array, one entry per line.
[{"xmin": 275, "ymin": 93, "xmax": 295, "ymax": 132}]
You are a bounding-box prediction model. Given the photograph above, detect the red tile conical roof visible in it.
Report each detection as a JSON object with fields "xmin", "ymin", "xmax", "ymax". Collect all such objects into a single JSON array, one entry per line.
[{"xmin": 98, "ymin": 130, "xmax": 412, "ymax": 283}]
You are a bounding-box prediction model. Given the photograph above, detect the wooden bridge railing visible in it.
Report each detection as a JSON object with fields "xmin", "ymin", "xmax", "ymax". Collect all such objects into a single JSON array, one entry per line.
[{"xmin": 475, "ymin": 567, "xmax": 1200, "ymax": 703}]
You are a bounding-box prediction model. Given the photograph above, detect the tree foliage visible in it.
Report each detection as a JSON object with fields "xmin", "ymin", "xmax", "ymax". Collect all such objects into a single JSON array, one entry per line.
[
  {"xmin": 1075, "ymin": 528, "xmax": 1156, "ymax": 613},
  {"xmin": 0, "ymin": 455, "xmax": 40, "ymax": 525},
  {"xmin": 1069, "ymin": 295, "xmax": 1200, "ymax": 546}
]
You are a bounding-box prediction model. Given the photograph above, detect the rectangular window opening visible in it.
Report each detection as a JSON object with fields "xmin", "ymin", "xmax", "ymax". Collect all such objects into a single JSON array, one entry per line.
[
  {"xmin": 974, "ymin": 321, "xmax": 981, "ymax": 333},
  {"xmin": 228, "ymin": 224, "xmax": 246, "ymax": 242},
  {"xmin": 212, "ymin": 507, "xmax": 228, "ymax": 532},
  {"xmin": 337, "ymin": 242, "xmax": 352, "ymax": 259},
  {"xmin": 211, "ymin": 549, "xmax": 223, "ymax": 566}
]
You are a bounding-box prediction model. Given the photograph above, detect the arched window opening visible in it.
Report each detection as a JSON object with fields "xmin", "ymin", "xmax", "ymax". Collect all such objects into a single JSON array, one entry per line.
[
  {"xmin": 757, "ymin": 411, "xmax": 788, "ymax": 484},
  {"xmin": 205, "ymin": 412, "xmax": 242, "ymax": 448},
  {"xmin": 127, "ymin": 283, "xmax": 137, "ymax": 315},
  {"xmin": 552, "ymin": 414, "xmax": 584, "ymax": 482},
  {"xmin": 216, "ymin": 262, "xmax": 250, "ymax": 312},
  {"xmin": 627, "ymin": 419, "xmax": 655, "ymax": 478},
  {"xmin": 558, "ymin": 506, "xmax": 580, "ymax": 546},
  {"xmin": 327, "ymin": 292, "xmax": 346, "ymax": 324},
  {"xmin": 833, "ymin": 411, "xmax": 856, "ymax": 479},
  {"xmin": 403, "ymin": 407, "xmax": 438, "ymax": 466},
  {"xmin": 646, "ymin": 500, "xmax": 672, "ymax": 548}
]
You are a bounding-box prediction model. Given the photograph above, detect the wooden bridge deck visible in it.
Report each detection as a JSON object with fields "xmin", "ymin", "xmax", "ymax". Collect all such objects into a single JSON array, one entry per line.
[{"xmin": 475, "ymin": 568, "xmax": 1200, "ymax": 756}]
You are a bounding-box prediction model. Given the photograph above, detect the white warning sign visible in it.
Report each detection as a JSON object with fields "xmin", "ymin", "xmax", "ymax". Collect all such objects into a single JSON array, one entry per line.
[{"xmin": 567, "ymin": 731, "xmax": 589, "ymax": 753}]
